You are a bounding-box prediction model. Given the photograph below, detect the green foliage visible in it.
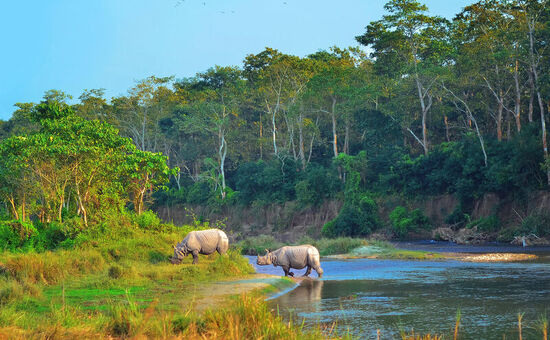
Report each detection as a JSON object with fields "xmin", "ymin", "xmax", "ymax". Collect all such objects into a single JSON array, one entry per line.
[
  {"xmin": 0, "ymin": 221, "xmax": 39, "ymax": 252},
  {"xmin": 444, "ymin": 205, "xmax": 470, "ymax": 227},
  {"xmin": 389, "ymin": 206, "xmax": 431, "ymax": 238},
  {"xmin": 302, "ymin": 237, "xmax": 367, "ymax": 256},
  {"xmin": 0, "ymin": 113, "xmax": 176, "ymax": 226},
  {"xmin": 323, "ymin": 192, "xmax": 380, "ymax": 237},
  {"xmin": 234, "ymin": 160, "xmax": 298, "ymax": 206},
  {"xmin": 295, "ymin": 163, "xmax": 342, "ymax": 206},
  {"xmin": 186, "ymin": 181, "xmax": 213, "ymax": 205},
  {"xmin": 133, "ymin": 210, "xmax": 161, "ymax": 230},
  {"xmin": 323, "ymin": 153, "xmax": 381, "ymax": 237},
  {"xmin": 466, "ymin": 216, "xmax": 499, "ymax": 233},
  {"xmin": 237, "ymin": 236, "xmax": 284, "ymax": 255},
  {"xmin": 519, "ymin": 213, "xmax": 550, "ymax": 237}
]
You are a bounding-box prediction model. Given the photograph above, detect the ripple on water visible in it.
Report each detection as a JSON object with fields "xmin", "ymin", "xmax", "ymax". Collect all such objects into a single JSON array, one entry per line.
[{"xmin": 248, "ymin": 256, "xmax": 550, "ymax": 340}]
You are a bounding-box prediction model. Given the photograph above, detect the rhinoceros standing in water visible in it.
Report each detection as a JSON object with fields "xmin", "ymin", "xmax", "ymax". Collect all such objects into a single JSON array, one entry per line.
[
  {"xmin": 171, "ymin": 229, "xmax": 229, "ymax": 264},
  {"xmin": 256, "ymin": 245, "xmax": 323, "ymax": 278}
]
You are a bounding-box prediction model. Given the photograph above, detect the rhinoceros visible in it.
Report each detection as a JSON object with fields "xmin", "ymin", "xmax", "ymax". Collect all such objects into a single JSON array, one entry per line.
[
  {"xmin": 256, "ymin": 245, "xmax": 323, "ymax": 278},
  {"xmin": 171, "ymin": 229, "xmax": 229, "ymax": 264}
]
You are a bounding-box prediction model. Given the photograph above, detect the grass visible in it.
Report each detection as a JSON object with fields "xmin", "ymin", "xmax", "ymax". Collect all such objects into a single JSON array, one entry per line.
[
  {"xmin": 0, "ymin": 286, "xmax": 351, "ymax": 339},
  {"xmin": 238, "ymin": 236, "xmax": 367, "ymax": 256},
  {"xmin": 0, "ymin": 221, "xmax": 354, "ymax": 339},
  {"xmin": 343, "ymin": 239, "xmax": 442, "ymax": 260},
  {"xmin": 0, "ymin": 224, "xmax": 262, "ymax": 337}
]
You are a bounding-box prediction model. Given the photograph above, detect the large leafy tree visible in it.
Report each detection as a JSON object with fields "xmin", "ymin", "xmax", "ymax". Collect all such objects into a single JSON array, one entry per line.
[
  {"xmin": 0, "ymin": 95, "xmax": 175, "ymax": 224},
  {"xmin": 357, "ymin": 0, "xmax": 451, "ymax": 155},
  {"xmin": 176, "ymin": 66, "xmax": 244, "ymax": 199}
]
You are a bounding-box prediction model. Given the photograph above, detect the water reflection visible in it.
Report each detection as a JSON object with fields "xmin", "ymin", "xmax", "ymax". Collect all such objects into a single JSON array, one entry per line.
[
  {"xmin": 275, "ymin": 279, "xmax": 324, "ymax": 314},
  {"xmin": 250, "ymin": 257, "xmax": 550, "ymax": 340}
]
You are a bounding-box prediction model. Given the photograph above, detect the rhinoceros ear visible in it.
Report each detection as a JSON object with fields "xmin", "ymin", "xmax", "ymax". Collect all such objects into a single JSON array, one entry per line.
[
  {"xmin": 265, "ymin": 248, "xmax": 269, "ymax": 255},
  {"xmin": 173, "ymin": 245, "xmax": 177, "ymax": 250}
]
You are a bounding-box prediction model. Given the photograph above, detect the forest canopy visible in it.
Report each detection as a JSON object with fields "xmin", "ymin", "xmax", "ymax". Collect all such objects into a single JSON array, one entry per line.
[{"xmin": 1, "ymin": 0, "xmax": 550, "ymax": 239}]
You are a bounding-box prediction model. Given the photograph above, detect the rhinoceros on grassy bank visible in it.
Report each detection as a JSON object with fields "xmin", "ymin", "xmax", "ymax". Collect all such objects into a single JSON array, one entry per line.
[
  {"xmin": 171, "ymin": 229, "xmax": 229, "ymax": 264},
  {"xmin": 256, "ymin": 245, "xmax": 323, "ymax": 278}
]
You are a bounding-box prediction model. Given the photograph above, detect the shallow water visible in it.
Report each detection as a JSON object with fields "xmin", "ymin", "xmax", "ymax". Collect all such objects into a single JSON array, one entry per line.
[{"xmin": 247, "ymin": 249, "xmax": 550, "ymax": 339}]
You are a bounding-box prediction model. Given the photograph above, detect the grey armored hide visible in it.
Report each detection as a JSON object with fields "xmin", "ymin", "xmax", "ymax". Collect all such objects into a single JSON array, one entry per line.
[
  {"xmin": 173, "ymin": 229, "xmax": 229, "ymax": 264},
  {"xmin": 271, "ymin": 245, "xmax": 323, "ymax": 277}
]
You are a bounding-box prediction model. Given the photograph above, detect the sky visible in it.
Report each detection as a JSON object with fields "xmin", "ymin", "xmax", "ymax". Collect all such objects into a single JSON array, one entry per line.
[{"xmin": 0, "ymin": 0, "xmax": 473, "ymax": 120}]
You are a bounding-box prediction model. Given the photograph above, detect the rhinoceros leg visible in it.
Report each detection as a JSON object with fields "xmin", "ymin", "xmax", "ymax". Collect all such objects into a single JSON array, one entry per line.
[
  {"xmin": 302, "ymin": 266, "xmax": 312, "ymax": 277},
  {"xmin": 191, "ymin": 250, "xmax": 199, "ymax": 264},
  {"xmin": 314, "ymin": 265, "xmax": 323, "ymax": 278},
  {"xmin": 282, "ymin": 266, "xmax": 294, "ymax": 277}
]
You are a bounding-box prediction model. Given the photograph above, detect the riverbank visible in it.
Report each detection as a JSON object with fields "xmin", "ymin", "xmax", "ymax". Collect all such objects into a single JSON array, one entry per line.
[
  {"xmin": 330, "ymin": 242, "xmax": 542, "ymax": 262},
  {"xmin": 0, "ymin": 224, "xmax": 352, "ymax": 339}
]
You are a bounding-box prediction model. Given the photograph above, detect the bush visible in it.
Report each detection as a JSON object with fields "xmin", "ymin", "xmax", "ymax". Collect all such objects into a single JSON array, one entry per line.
[
  {"xmin": 237, "ymin": 236, "xmax": 284, "ymax": 255},
  {"xmin": 444, "ymin": 205, "xmax": 469, "ymax": 227},
  {"xmin": 309, "ymin": 237, "xmax": 366, "ymax": 256},
  {"xmin": 134, "ymin": 210, "xmax": 161, "ymax": 230},
  {"xmin": 0, "ymin": 220, "xmax": 39, "ymax": 252},
  {"xmin": 322, "ymin": 193, "xmax": 380, "ymax": 237},
  {"xmin": 389, "ymin": 206, "xmax": 431, "ymax": 238},
  {"xmin": 466, "ymin": 216, "xmax": 499, "ymax": 232},
  {"xmin": 234, "ymin": 160, "xmax": 298, "ymax": 206},
  {"xmin": 295, "ymin": 164, "xmax": 341, "ymax": 206},
  {"xmin": 186, "ymin": 181, "xmax": 213, "ymax": 205},
  {"xmin": 519, "ymin": 213, "xmax": 550, "ymax": 237}
]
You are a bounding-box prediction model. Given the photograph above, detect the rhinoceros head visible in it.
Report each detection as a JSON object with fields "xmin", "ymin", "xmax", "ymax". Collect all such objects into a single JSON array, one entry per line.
[
  {"xmin": 256, "ymin": 249, "xmax": 272, "ymax": 265},
  {"xmin": 171, "ymin": 245, "xmax": 187, "ymax": 264}
]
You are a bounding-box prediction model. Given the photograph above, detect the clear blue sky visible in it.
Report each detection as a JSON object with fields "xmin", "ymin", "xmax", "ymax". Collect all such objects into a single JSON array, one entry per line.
[{"xmin": 0, "ymin": 0, "xmax": 472, "ymax": 120}]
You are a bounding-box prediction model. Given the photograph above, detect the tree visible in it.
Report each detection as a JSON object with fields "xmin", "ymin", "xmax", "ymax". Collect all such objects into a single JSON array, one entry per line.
[
  {"xmin": 244, "ymin": 48, "xmax": 314, "ymax": 160},
  {"xmin": 176, "ymin": 66, "xmax": 244, "ymax": 199},
  {"xmin": 357, "ymin": 0, "xmax": 451, "ymax": 155}
]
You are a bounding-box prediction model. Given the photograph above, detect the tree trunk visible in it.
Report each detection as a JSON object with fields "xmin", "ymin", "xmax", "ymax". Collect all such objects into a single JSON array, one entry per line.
[
  {"xmin": 344, "ymin": 111, "xmax": 350, "ymax": 155},
  {"xmin": 415, "ymin": 75, "xmax": 431, "ymax": 155},
  {"xmin": 514, "ymin": 60, "xmax": 522, "ymax": 132},
  {"xmin": 444, "ymin": 115, "xmax": 450, "ymax": 142},
  {"xmin": 331, "ymin": 96, "xmax": 338, "ymax": 158},
  {"xmin": 497, "ymin": 98, "xmax": 503, "ymax": 142},
  {"xmin": 219, "ymin": 130, "xmax": 227, "ymax": 199},
  {"xmin": 8, "ymin": 197, "xmax": 19, "ymax": 220},
  {"xmin": 298, "ymin": 109, "xmax": 306, "ymax": 169},
  {"xmin": 259, "ymin": 111, "xmax": 263, "ymax": 160},
  {"xmin": 528, "ymin": 71, "xmax": 535, "ymax": 123},
  {"xmin": 21, "ymin": 193, "xmax": 26, "ymax": 222}
]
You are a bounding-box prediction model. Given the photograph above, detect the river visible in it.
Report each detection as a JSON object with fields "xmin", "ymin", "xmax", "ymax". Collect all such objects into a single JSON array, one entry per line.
[{"xmin": 247, "ymin": 243, "xmax": 550, "ymax": 339}]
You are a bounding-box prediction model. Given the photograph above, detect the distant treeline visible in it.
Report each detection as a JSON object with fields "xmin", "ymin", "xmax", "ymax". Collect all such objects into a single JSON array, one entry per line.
[{"xmin": 1, "ymin": 0, "xmax": 550, "ymax": 238}]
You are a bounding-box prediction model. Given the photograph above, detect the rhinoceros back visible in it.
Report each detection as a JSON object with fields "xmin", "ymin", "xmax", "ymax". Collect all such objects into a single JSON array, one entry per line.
[
  {"xmin": 275, "ymin": 245, "xmax": 319, "ymax": 269},
  {"xmin": 185, "ymin": 229, "xmax": 227, "ymax": 255}
]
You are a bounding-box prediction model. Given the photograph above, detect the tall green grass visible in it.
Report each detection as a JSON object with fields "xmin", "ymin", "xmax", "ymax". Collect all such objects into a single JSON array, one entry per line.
[{"xmin": 237, "ymin": 236, "xmax": 366, "ymax": 256}]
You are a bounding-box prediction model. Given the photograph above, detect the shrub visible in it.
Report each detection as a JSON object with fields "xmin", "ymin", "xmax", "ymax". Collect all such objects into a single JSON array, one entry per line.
[
  {"xmin": 466, "ymin": 216, "xmax": 499, "ymax": 232},
  {"xmin": 295, "ymin": 164, "xmax": 341, "ymax": 206},
  {"xmin": 312, "ymin": 237, "xmax": 366, "ymax": 256},
  {"xmin": 444, "ymin": 205, "xmax": 469, "ymax": 227},
  {"xmin": 237, "ymin": 236, "xmax": 284, "ymax": 255},
  {"xmin": 389, "ymin": 206, "xmax": 431, "ymax": 238},
  {"xmin": 134, "ymin": 210, "xmax": 161, "ymax": 230},
  {"xmin": 0, "ymin": 220, "xmax": 39, "ymax": 252},
  {"xmin": 108, "ymin": 265, "xmax": 123, "ymax": 279},
  {"xmin": 106, "ymin": 293, "xmax": 142, "ymax": 337},
  {"xmin": 186, "ymin": 181, "xmax": 213, "ymax": 205},
  {"xmin": 322, "ymin": 193, "xmax": 380, "ymax": 237},
  {"xmin": 519, "ymin": 213, "xmax": 550, "ymax": 237}
]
